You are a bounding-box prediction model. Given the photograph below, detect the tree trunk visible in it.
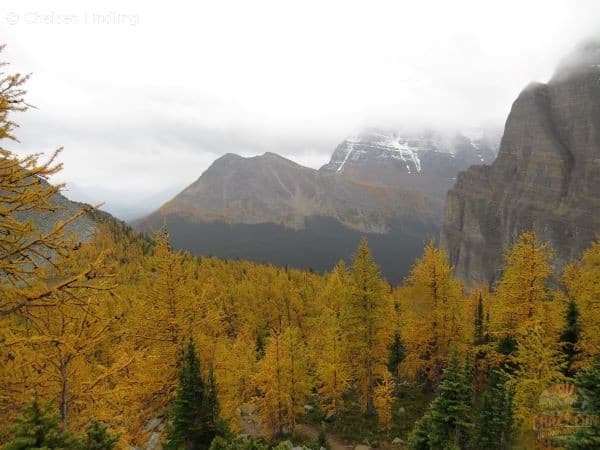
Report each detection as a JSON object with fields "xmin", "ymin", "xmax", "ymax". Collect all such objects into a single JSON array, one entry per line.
[{"xmin": 60, "ymin": 360, "xmax": 68, "ymax": 429}]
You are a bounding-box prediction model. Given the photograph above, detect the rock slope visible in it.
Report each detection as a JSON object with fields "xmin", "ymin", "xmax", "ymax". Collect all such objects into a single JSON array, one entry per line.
[
  {"xmin": 320, "ymin": 128, "xmax": 500, "ymax": 200},
  {"xmin": 135, "ymin": 151, "xmax": 442, "ymax": 283},
  {"xmin": 142, "ymin": 151, "xmax": 440, "ymax": 233},
  {"xmin": 441, "ymin": 41, "xmax": 600, "ymax": 285}
]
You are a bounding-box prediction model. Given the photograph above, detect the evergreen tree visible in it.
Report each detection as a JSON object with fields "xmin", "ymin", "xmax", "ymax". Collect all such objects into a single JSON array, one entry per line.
[
  {"xmin": 165, "ymin": 338, "xmax": 223, "ymax": 450},
  {"xmin": 408, "ymin": 352, "xmax": 473, "ymax": 449},
  {"xmin": 255, "ymin": 333, "xmax": 266, "ymax": 360},
  {"xmin": 82, "ymin": 421, "xmax": 119, "ymax": 450},
  {"xmin": 209, "ymin": 435, "xmax": 289, "ymax": 450},
  {"xmin": 409, "ymin": 413, "xmax": 433, "ymax": 450},
  {"xmin": 314, "ymin": 428, "xmax": 329, "ymax": 450},
  {"xmin": 474, "ymin": 293, "xmax": 485, "ymax": 346},
  {"xmin": 560, "ymin": 298, "xmax": 582, "ymax": 379},
  {"xmin": 387, "ymin": 331, "xmax": 406, "ymax": 380},
  {"xmin": 203, "ymin": 368, "xmax": 227, "ymax": 440},
  {"xmin": 566, "ymin": 355, "xmax": 600, "ymax": 449},
  {"xmin": 3, "ymin": 395, "xmax": 80, "ymax": 450},
  {"xmin": 471, "ymin": 371, "xmax": 513, "ymax": 450}
]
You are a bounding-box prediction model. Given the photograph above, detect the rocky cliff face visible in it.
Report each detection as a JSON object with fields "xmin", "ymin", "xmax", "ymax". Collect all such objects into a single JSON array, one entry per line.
[
  {"xmin": 320, "ymin": 128, "xmax": 500, "ymax": 200},
  {"xmin": 441, "ymin": 42, "xmax": 600, "ymax": 286},
  {"xmin": 16, "ymin": 180, "xmax": 101, "ymax": 244}
]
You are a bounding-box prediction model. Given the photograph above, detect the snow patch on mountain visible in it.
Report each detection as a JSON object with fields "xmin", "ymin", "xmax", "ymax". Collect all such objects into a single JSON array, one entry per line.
[
  {"xmin": 321, "ymin": 127, "xmax": 501, "ymax": 178},
  {"xmin": 336, "ymin": 139, "xmax": 355, "ymax": 173}
]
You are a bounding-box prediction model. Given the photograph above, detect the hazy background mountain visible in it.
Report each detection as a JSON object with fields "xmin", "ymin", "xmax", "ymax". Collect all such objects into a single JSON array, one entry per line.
[
  {"xmin": 65, "ymin": 183, "xmax": 181, "ymax": 221},
  {"xmin": 134, "ymin": 126, "xmax": 499, "ymax": 282},
  {"xmin": 3, "ymin": 1, "xmax": 600, "ymax": 221}
]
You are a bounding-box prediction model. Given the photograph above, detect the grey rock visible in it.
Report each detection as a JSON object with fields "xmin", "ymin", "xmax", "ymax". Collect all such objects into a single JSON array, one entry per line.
[
  {"xmin": 304, "ymin": 404, "xmax": 314, "ymax": 412},
  {"xmin": 136, "ymin": 151, "xmax": 440, "ymax": 234},
  {"xmin": 321, "ymin": 128, "xmax": 500, "ymax": 201},
  {"xmin": 143, "ymin": 417, "xmax": 163, "ymax": 432},
  {"xmin": 145, "ymin": 432, "xmax": 161, "ymax": 450},
  {"xmin": 442, "ymin": 41, "xmax": 600, "ymax": 286},
  {"xmin": 392, "ymin": 437, "xmax": 403, "ymax": 445}
]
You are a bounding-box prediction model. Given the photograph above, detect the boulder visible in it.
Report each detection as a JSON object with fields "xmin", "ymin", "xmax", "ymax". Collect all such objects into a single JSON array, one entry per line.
[
  {"xmin": 143, "ymin": 417, "xmax": 163, "ymax": 432},
  {"xmin": 145, "ymin": 432, "xmax": 161, "ymax": 450}
]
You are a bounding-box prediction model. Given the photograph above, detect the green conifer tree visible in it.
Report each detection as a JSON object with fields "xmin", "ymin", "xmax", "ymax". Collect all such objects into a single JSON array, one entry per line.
[
  {"xmin": 409, "ymin": 413, "xmax": 433, "ymax": 450},
  {"xmin": 408, "ymin": 352, "xmax": 473, "ymax": 449},
  {"xmin": 474, "ymin": 293, "xmax": 485, "ymax": 346},
  {"xmin": 3, "ymin": 395, "xmax": 80, "ymax": 450},
  {"xmin": 165, "ymin": 338, "xmax": 224, "ymax": 450},
  {"xmin": 566, "ymin": 355, "xmax": 600, "ymax": 449},
  {"xmin": 203, "ymin": 368, "xmax": 227, "ymax": 440},
  {"xmin": 471, "ymin": 371, "xmax": 513, "ymax": 450},
  {"xmin": 560, "ymin": 298, "xmax": 582, "ymax": 379},
  {"xmin": 387, "ymin": 331, "xmax": 406, "ymax": 380},
  {"xmin": 82, "ymin": 421, "xmax": 119, "ymax": 450}
]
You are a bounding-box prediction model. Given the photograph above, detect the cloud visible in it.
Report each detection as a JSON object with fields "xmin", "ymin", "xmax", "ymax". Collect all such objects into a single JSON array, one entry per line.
[{"xmin": 2, "ymin": 0, "xmax": 600, "ymax": 219}]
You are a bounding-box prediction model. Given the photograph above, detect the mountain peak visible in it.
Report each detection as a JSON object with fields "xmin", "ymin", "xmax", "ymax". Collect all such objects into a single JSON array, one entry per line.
[
  {"xmin": 442, "ymin": 42, "xmax": 600, "ymax": 285},
  {"xmin": 320, "ymin": 127, "xmax": 500, "ymax": 199},
  {"xmin": 211, "ymin": 151, "xmax": 300, "ymax": 169}
]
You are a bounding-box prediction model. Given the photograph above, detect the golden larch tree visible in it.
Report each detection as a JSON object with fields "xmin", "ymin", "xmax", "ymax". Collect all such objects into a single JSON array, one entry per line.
[
  {"xmin": 399, "ymin": 241, "xmax": 467, "ymax": 387},
  {"xmin": 312, "ymin": 261, "xmax": 353, "ymax": 418},
  {"xmin": 563, "ymin": 238, "xmax": 600, "ymax": 368},
  {"xmin": 508, "ymin": 322, "xmax": 563, "ymax": 446},
  {"xmin": 493, "ymin": 231, "xmax": 554, "ymax": 337},
  {"xmin": 256, "ymin": 325, "xmax": 311, "ymax": 436},
  {"xmin": 374, "ymin": 371, "xmax": 395, "ymax": 431},
  {"xmin": 346, "ymin": 238, "xmax": 394, "ymax": 415}
]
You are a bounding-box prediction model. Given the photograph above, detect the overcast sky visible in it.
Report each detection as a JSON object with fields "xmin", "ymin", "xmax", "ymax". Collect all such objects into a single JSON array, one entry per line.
[{"xmin": 2, "ymin": 0, "xmax": 600, "ymax": 219}]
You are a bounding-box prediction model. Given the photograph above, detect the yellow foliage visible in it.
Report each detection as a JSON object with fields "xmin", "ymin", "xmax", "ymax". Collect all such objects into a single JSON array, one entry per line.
[
  {"xmin": 563, "ymin": 238, "xmax": 600, "ymax": 368},
  {"xmin": 399, "ymin": 241, "xmax": 468, "ymax": 387},
  {"xmin": 312, "ymin": 262, "xmax": 353, "ymax": 418},
  {"xmin": 374, "ymin": 371, "xmax": 395, "ymax": 431},
  {"xmin": 346, "ymin": 239, "xmax": 394, "ymax": 414},
  {"xmin": 1, "ymin": 43, "xmax": 596, "ymax": 445},
  {"xmin": 255, "ymin": 326, "xmax": 311, "ymax": 436},
  {"xmin": 493, "ymin": 232, "xmax": 554, "ymax": 337},
  {"xmin": 508, "ymin": 322, "xmax": 563, "ymax": 443}
]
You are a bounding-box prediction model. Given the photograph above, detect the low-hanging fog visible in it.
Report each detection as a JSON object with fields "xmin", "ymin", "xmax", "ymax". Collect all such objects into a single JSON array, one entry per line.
[{"xmin": 2, "ymin": 0, "xmax": 600, "ymax": 220}]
